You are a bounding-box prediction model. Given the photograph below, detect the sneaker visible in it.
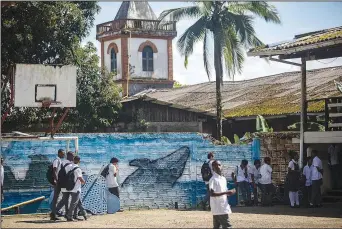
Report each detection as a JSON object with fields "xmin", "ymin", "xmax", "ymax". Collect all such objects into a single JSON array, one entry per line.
[
  {"xmin": 66, "ymin": 218, "xmax": 75, "ymax": 222},
  {"xmin": 49, "ymin": 213, "xmax": 60, "ymax": 221},
  {"xmin": 73, "ymin": 216, "xmax": 83, "ymax": 221},
  {"xmin": 117, "ymin": 209, "xmax": 124, "ymax": 212},
  {"xmin": 83, "ymin": 214, "xmax": 88, "ymax": 221}
]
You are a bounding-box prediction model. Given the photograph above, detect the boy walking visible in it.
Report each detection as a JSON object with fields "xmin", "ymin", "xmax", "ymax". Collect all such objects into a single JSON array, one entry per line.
[
  {"xmin": 209, "ymin": 160, "xmax": 236, "ymax": 229},
  {"xmin": 302, "ymin": 157, "xmax": 313, "ymax": 207}
]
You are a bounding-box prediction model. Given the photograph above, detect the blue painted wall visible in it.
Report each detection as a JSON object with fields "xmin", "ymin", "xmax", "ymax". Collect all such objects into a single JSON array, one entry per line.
[{"xmin": 1, "ymin": 133, "xmax": 253, "ymax": 212}]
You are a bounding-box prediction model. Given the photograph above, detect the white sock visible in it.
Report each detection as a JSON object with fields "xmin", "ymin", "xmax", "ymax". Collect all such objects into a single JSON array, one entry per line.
[
  {"xmin": 295, "ymin": 191, "xmax": 299, "ymax": 205},
  {"xmin": 289, "ymin": 191, "xmax": 295, "ymax": 206}
]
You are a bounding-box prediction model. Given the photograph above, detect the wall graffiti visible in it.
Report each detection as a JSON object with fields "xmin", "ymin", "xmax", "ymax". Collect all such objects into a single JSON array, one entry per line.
[{"xmin": 1, "ymin": 133, "xmax": 254, "ymax": 213}]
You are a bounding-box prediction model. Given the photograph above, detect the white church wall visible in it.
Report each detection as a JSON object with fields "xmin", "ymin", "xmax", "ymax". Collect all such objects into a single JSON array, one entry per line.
[
  {"xmin": 104, "ymin": 39, "xmax": 122, "ymax": 80},
  {"xmin": 128, "ymin": 38, "xmax": 168, "ymax": 80}
]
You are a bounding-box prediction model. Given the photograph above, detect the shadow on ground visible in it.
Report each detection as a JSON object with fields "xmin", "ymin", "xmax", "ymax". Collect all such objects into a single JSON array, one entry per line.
[
  {"xmin": 16, "ymin": 220, "xmax": 69, "ymax": 224},
  {"xmin": 229, "ymin": 203, "xmax": 341, "ymax": 218}
]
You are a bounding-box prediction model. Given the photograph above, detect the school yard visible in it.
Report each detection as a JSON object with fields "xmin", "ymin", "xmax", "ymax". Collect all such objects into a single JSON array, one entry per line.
[{"xmin": 2, "ymin": 204, "xmax": 342, "ymax": 228}]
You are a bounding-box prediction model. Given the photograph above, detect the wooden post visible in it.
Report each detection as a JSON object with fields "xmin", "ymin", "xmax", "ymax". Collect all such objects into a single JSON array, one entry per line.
[
  {"xmin": 324, "ymin": 99, "xmax": 329, "ymax": 131},
  {"xmin": 300, "ymin": 57, "xmax": 307, "ymax": 169}
]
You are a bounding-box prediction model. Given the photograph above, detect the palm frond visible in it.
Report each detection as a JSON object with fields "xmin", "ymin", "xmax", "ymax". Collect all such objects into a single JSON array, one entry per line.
[
  {"xmin": 227, "ymin": 2, "xmax": 281, "ymax": 24},
  {"xmin": 177, "ymin": 17, "xmax": 207, "ymax": 66},
  {"xmin": 197, "ymin": 1, "xmax": 214, "ymax": 17},
  {"xmin": 221, "ymin": 27, "xmax": 244, "ymax": 81},
  {"xmin": 203, "ymin": 30, "xmax": 212, "ymax": 81},
  {"xmin": 158, "ymin": 6, "xmax": 201, "ymax": 22}
]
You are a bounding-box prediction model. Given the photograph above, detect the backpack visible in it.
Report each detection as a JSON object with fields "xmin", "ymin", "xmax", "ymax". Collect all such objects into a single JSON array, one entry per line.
[
  {"xmin": 46, "ymin": 159, "xmax": 60, "ymax": 185},
  {"xmin": 57, "ymin": 163, "xmax": 71, "ymax": 188},
  {"xmin": 201, "ymin": 161, "xmax": 212, "ymax": 182},
  {"xmin": 65, "ymin": 167, "xmax": 80, "ymax": 191},
  {"xmin": 46, "ymin": 164, "xmax": 55, "ymax": 185},
  {"xmin": 100, "ymin": 164, "xmax": 110, "ymax": 178}
]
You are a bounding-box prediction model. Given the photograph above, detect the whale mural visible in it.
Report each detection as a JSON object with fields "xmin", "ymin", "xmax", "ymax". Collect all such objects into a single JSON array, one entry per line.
[{"xmin": 1, "ymin": 133, "xmax": 255, "ymax": 213}]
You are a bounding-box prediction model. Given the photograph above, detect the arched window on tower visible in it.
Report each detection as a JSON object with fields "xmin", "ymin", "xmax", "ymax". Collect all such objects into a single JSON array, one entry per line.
[
  {"xmin": 142, "ymin": 46, "xmax": 153, "ymax": 72},
  {"xmin": 110, "ymin": 48, "xmax": 117, "ymax": 73}
]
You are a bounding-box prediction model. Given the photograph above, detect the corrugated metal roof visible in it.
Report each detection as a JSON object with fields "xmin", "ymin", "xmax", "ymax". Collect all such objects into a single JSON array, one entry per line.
[
  {"xmin": 248, "ymin": 26, "xmax": 342, "ymax": 56},
  {"xmin": 122, "ymin": 66, "xmax": 342, "ymax": 118},
  {"xmin": 114, "ymin": 1, "xmax": 157, "ymax": 20}
]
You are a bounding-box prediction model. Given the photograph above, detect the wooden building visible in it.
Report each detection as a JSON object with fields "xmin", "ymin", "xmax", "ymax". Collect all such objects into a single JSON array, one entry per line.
[{"xmin": 121, "ymin": 66, "xmax": 342, "ymax": 140}]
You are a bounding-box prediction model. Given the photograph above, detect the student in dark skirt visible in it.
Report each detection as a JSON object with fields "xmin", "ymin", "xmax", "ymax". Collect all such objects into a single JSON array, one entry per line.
[{"xmin": 287, "ymin": 152, "xmax": 300, "ymax": 208}]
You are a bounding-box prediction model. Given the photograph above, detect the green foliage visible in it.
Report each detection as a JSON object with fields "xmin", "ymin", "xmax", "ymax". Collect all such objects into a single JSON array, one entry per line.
[
  {"xmin": 221, "ymin": 136, "xmax": 232, "ymax": 145},
  {"xmin": 159, "ymin": 2, "xmax": 280, "ymax": 139},
  {"xmin": 233, "ymin": 134, "xmax": 240, "ymax": 144},
  {"xmin": 256, "ymin": 115, "xmax": 273, "ymax": 132},
  {"xmin": 173, "ymin": 81, "xmax": 185, "ymax": 88},
  {"xmin": 287, "ymin": 122, "xmax": 325, "ymax": 132},
  {"xmin": 1, "ymin": 2, "xmax": 122, "ymax": 132},
  {"xmin": 129, "ymin": 108, "xmax": 149, "ymax": 132},
  {"xmin": 66, "ymin": 42, "xmax": 122, "ymax": 132}
]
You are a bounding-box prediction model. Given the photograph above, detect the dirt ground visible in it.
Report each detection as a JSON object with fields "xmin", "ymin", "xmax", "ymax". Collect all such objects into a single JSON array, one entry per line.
[{"xmin": 2, "ymin": 204, "xmax": 342, "ymax": 228}]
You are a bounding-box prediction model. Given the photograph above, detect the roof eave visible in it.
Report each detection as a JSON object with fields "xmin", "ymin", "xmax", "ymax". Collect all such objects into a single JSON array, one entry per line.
[{"xmin": 247, "ymin": 38, "xmax": 342, "ymax": 57}]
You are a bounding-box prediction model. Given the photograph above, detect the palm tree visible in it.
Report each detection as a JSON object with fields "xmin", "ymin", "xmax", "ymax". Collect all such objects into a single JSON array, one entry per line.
[{"xmin": 159, "ymin": 2, "xmax": 280, "ymax": 139}]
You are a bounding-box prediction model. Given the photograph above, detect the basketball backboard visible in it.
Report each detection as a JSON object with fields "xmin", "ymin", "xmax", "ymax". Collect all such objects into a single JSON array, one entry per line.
[{"xmin": 14, "ymin": 64, "xmax": 76, "ymax": 107}]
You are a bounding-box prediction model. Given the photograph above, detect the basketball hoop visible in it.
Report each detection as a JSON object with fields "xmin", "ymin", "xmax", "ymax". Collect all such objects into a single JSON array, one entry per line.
[{"xmin": 41, "ymin": 98, "xmax": 52, "ymax": 108}]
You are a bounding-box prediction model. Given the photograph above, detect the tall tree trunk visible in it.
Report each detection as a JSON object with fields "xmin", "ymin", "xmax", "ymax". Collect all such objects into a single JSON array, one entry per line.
[{"xmin": 213, "ymin": 33, "xmax": 223, "ymax": 140}]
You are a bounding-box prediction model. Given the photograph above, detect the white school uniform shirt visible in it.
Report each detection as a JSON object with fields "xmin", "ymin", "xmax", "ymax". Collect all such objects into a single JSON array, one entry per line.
[
  {"xmin": 311, "ymin": 156, "xmax": 323, "ymax": 181},
  {"xmin": 0, "ymin": 165, "xmax": 4, "ymax": 186},
  {"xmin": 61, "ymin": 162, "xmax": 83, "ymax": 193},
  {"xmin": 302, "ymin": 165, "xmax": 312, "ymax": 186},
  {"xmin": 209, "ymin": 172, "xmax": 232, "ymax": 215},
  {"xmin": 288, "ymin": 159, "xmax": 298, "ymax": 170},
  {"xmin": 259, "ymin": 164, "xmax": 272, "ymax": 184},
  {"xmin": 205, "ymin": 160, "xmax": 214, "ymax": 185},
  {"xmin": 328, "ymin": 145, "xmax": 339, "ymax": 165},
  {"xmin": 52, "ymin": 157, "xmax": 62, "ymax": 180},
  {"xmin": 249, "ymin": 165, "xmax": 260, "ymax": 184},
  {"xmin": 106, "ymin": 164, "xmax": 119, "ymax": 188},
  {"xmin": 235, "ymin": 165, "xmax": 248, "ymax": 182}
]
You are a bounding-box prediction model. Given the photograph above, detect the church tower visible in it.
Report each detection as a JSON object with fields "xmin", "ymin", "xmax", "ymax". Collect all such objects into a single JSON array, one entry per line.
[{"xmin": 96, "ymin": 1, "xmax": 177, "ymax": 96}]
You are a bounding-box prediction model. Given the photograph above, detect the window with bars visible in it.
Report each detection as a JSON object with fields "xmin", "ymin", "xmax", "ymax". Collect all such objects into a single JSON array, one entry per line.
[
  {"xmin": 142, "ymin": 46, "xmax": 153, "ymax": 72},
  {"xmin": 110, "ymin": 48, "xmax": 117, "ymax": 73}
]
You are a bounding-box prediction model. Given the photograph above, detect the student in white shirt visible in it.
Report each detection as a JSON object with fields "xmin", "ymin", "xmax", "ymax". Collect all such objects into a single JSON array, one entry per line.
[
  {"xmin": 203, "ymin": 152, "xmax": 214, "ymax": 210},
  {"xmin": 55, "ymin": 153, "xmax": 85, "ymax": 221},
  {"xmin": 328, "ymin": 144, "xmax": 340, "ymax": 190},
  {"xmin": 232, "ymin": 160, "xmax": 251, "ymax": 206},
  {"xmin": 50, "ymin": 149, "xmax": 65, "ymax": 221},
  {"xmin": 259, "ymin": 157, "xmax": 275, "ymax": 206},
  {"xmin": 209, "ymin": 160, "xmax": 236, "ymax": 229},
  {"xmin": 302, "ymin": 157, "xmax": 313, "ymax": 207},
  {"xmin": 287, "ymin": 152, "xmax": 300, "ymax": 208},
  {"xmin": 249, "ymin": 159, "xmax": 261, "ymax": 206},
  {"xmin": 310, "ymin": 150, "xmax": 323, "ymax": 208},
  {"xmin": 73, "ymin": 156, "xmax": 87, "ymax": 221},
  {"xmin": 106, "ymin": 157, "xmax": 120, "ymax": 198}
]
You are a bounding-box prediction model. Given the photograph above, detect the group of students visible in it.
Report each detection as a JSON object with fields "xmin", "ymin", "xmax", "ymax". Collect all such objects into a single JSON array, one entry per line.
[
  {"xmin": 231, "ymin": 157, "xmax": 274, "ymax": 206},
  {"xmin": 203, "ymin": 149, "xmax": 324, "ymax": 210},
  {"xmin": 202, "ymin": 152, "xmax": 274, "ymax": 208},
  {"xmin": 49, "ymin": 149, "xmax": 123, "ymax": 221},
  {"xmin": 289, "ymin": 150, "xmax": 323, "ymax": 208},
  {"xmin": 49, "ymin": 149, "xmax": 87, "ymax": 221}
]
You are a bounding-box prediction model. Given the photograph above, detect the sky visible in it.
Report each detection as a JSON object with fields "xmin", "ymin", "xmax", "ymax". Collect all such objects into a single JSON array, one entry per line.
[{"xmin": 83, "ymin": 1, "xmax": 342, "ymax": 85}]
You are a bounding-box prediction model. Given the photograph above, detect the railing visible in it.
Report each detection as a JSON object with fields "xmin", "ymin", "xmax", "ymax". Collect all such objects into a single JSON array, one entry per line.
[
  {"xmin": 97, "ymin": 19, "xmax": 177, "ymax": 36},
  {"xmin": 306, "ymin": 96, "xmax": 342, "ymax": 131}
]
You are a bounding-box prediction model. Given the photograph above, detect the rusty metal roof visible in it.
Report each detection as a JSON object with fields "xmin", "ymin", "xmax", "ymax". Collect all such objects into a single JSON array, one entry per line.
[
  {"xmin": 122, "ymin": 66, "xmax": 342, "ymax": 118},
  {"xmin": 248, "ymin": 26, "xmax": 342, "ymax": 57}
]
